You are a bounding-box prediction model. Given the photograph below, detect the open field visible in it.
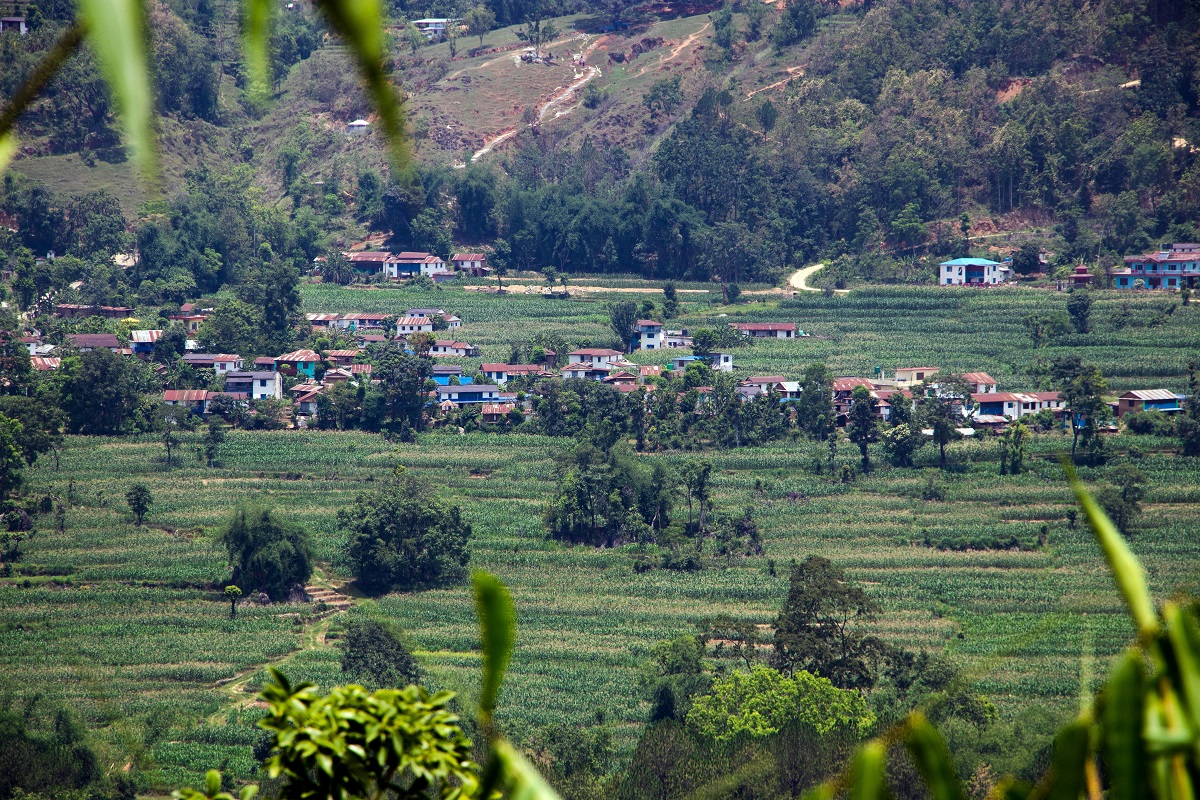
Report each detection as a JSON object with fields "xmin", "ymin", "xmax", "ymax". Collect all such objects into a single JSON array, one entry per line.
[{"xmin": 2, "ymin": 280, "xmax": 1198, "ymax": 789}]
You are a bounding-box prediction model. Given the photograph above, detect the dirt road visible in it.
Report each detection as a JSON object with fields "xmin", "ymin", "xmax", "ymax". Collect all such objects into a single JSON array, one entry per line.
[{"xmin": 789, "ymin": 263, "xmax": 849, "ymax": 294}]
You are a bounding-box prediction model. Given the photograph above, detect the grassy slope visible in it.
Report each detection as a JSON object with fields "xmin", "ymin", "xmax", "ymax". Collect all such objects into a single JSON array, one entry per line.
[{"xmin": 2, "ymin": 282, "xmax": 1199, "ymax": 788}]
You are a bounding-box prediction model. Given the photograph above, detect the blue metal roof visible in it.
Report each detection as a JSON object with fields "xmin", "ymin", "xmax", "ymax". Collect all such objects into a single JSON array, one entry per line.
[{"xmin": 940, "ymin": 257, "xmax": 1001, "ymax": 267}]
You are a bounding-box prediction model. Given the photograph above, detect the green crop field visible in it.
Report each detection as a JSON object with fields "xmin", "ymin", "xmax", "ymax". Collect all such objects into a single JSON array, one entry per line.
[{"xmin": 3, "ymin": 280, "xmax": 1198, "ymax": 791}]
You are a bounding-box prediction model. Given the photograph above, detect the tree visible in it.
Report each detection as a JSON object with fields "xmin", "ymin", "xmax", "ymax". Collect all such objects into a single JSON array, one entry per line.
[
  {"xmin": 644, "ymin": 75, "xmax": 683, "ymax": 119},
  {"xmin": 1011, "ymin": 241, "xmax": 1042, "ymax": 275},
  {"xmin": 680, "ymin": 458, "xmax": 713, "ymax": 531},
  {"xmin": 846, "ymin": 386, "xmax": 879, "ymax": 472},
  {"xmin": 755, "ymin": 99, "xmax": 778, "ymax": 132},
  {"xmin": 0, "ymin": 415, "xmax": 26, "ymax": 504},
  {"xmin": 1023, "ymin": 312, "xmax": 1069, "ymax": 348},
  {"xmin": 203, "ymin": 420, "xmax": 225, "ymax": 468},
  {"xmin": 57, "ymin": 348, "xmax": 144, "ymax": 435},
  {"xmin": 220, "ymin": 504, "xmax": 313, "ymax": 600},
  {"xmin": 516, "ymin": 12, "xmax": 557, "ymax": 59},
  {"xmin": 464, "ymin": 5, "xmax": 495, "ymax": 47},
  {"xmin": 321, "ymin": 252, "xmax": 354, "ymax": 286},
  {"xmin": 1055, "ymin": 357, "xmax": 1110, "ymax": 458},
  {"xmin": 162, "ymin": 429, "xmax": 181, "ymax": 467},
  {"xmin": 772, "ymin": 556, "xmax": 883, "ymax": 690},
  {"xmin": 224, "ymin": 585, "xmax": 242, "ymax": 618},
  {"xmin": 772, "ymin": 0, "xmax": 818, "ymax": 50},
  {"xmin": 341, "ymin": 617, "xmax": 421, "ymax": 688},
  {"xmin": 609, "ymin": 301, "xmax": 639, "ymax": 353},
  {"xmin": 691, "ymin": 329, "xmax": 719, "ymax": 358},
  {"xmin": 919, "ymin": 394, "xmax": 960, "ymax": 468},
  {"xmin": 1067, "ymin": 289, "xmax": 1094, "ymax": 334},
  {"xmin": 339, "ymin": 474, "xmax": 471, "ymax": 593},
  {"xmin": 686, "ymin": 665, "xmax": 874, "ymax": 744},
  {"xmin": 374, "ymin": 345, "xmax": 433, "ymax": 434},
  {"xmin": 1097, "ymin": 465, "xmax": 1147, "ymax": 536},
  {"xmin": 999, "ymin": 421, "xmax": 1028, "ymax": 475},
  {"xmin": 1179, "ymin": 362, "xmax": 1200, "ymax": 456},
  {"xmin": 882, "ymin": 423, "xmax": 924, "ymax": 468},
  {"xmin": 662, "ymin": 282, "xmax": 679, "ymax": 319},
  {"xmin": 795, "ymin": 363, "xmax": 834, "ymax": 439},
  {"xmin": 126, "ymin": 484, "xmax": 152, "ymax": 526}
]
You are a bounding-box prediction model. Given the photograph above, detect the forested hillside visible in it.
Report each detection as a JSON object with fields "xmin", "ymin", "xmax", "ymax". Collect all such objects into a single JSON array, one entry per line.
[{"xmin": 2, "ymin": 0, "xmax": 1200, "ymax": 297}]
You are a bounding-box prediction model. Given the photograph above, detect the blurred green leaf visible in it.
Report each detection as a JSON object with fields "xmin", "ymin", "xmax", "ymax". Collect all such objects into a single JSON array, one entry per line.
[
  {"xmin": 1046, "ymin": 718, "xmax": 1089, "ymax": 800},
  {"xmin": 314, "ymin": 0, "xmax": 407, "ymax": 168},
  {"xmin": 76, "ymin": 0, "xmax": 156, "ymax": 177},
  {"xmin": 241, "ymin": 0, "xmax": 274, "ymax": 97},
  {"xmin": 1104, "ymin": 649, "xmax": 1148, "ymax": 800},
  {"xmin": 903, "ymin": 714, "xmax": 966, "ymax": 800},
  {"xmin": 0, "ymin": 133, "xmax": 16, "ymax": 173},
  {"xmin": 1067, "ymin": 466, "xmax": 1159, "ymax": 639},
  {"xmin": 493, "ymin": 738, "xmax": 563, "ymax": 800},
  {"xmin": 1164, "ymin": 603, "xmax": 1200, "ymax": 731},
  {"xmin": 205, "ymin": 771, "xmax": 220, "ymax": 798},
  {"xmin": 473, "ymin": 570, "xmax": 515, "ymax": 721},
  {"xmin": 850, "ymin": 741, "xmax": 890, "ymax": 800}
]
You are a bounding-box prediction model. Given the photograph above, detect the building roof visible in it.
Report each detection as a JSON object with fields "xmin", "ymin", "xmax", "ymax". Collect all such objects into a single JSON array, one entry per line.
[
  {"xmin": 394, "ymin": 251, "xmax": 441, "ymax": 262},
  {"xmin": 640, "ymin": 365, "xmax": 662, "ymax": 377},
  {"xmin": 603, "ymin": 371, "xmax": 640, "ymax": 382},
  {"xmin": 482, "ymin": 403, "xmax": 516, "ymax": 415},
  {"xmin": 350, "ymin": 363, "xmax": 372, "ymax": 374},
  {"xmin": 432, "ymin": 365, "xmax": 463, "ymax": 374},
  {"xmin": 357, "ymin": 335, "xmax": 387, "ymax": 342},
  {"xmin": 1121, "ymin": 389, "xmax": 1181, "ymax": 401},
  {"xmin": 31, "ymin": 357, "xmax": 60, "ymax": 371},
  {"xmin": 226, "ymin": 371, "xmax": 277, "ymax": 380},
  {"xmin": 164, "ymin": 389, "xmax": 210, "ymax": 402},
  {"xmin": 397, "ymin": 317, "xmax": 433, "ymax": 326},
  {"xmin": 439, "ymin": 384, "xmax": 500, "ymax": 393},
  {"xmin": 67, "ymin": 333, "xmax": 120, "ymax": 348},
  {"xmin": 184, "ymin": 353, "xmax": 241, "ymax": 363},
  {"xmin": 407, "ymin": 308, "xmax": 448, "ymax": 316},
  {"xmin": 326, "ymin": 349, "xmax": 359, "ymax": 358},
  {"xmin": 129, "ymin": 329, "xmax": 163, "ymax": 344},
  {"xmin": 832, "ymin": 377, "xmax": 875, "ymax": 392},
  {"xmin": 451, "ymin": 253, "xmax": 485, "ymax": 261},
  {"xmin": 746, "ymin": 375, "xmax": 786, "ymax": 385},
  {"xmin": 569, "ymin": 348, "xmax": 623, "ymax": 357},
  {"xmin": 896, "ymin": 366, "xmax": 939, "ymax": 373},
  {"xmin": 433, "ymin": 340, "xmax": 472, "ymax": 349},
  {"xmin": 940, "ymin": 258, "xmax": 1001, "ymax": 267},
  {"xmin": 343, "ymin": 312, "xmax": 390, "ymax": 321},
  {"xmin": 345, "ymin": 251, "xmax": 397, "ymax": 262},
  {"xmin": 730, "ymin": 322, "xmax": 796, "ymax": 331},
  {"xmin": 637, "ymin": 319, "xmax": 663, "ymax": 327},
  {"xmin": 253, "ymin": 357, "xmax": 276, "ymax": 366},
  {"xmin": 307, "ymin": 313, "xmax": 342, "ymax": 322},
  {"xmin": 277, "ymin": 349, "xmax": 321, "ymax": 362}
]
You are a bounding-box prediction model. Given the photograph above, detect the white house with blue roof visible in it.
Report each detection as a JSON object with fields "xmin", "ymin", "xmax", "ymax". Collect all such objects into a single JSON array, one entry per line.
[{"xmin": 939, "ymin": 258, "xmax": 1009, "ymax": 285}]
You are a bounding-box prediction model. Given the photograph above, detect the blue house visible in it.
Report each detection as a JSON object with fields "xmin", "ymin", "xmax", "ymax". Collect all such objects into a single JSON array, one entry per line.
[
  {"xmin": 436, "ymin": 384, "xmax": 500, "ymax": 404},
  {"xmin": 939, "ymin": 258, "xmax": 1009, "ymax": 285},
  {"xmin": 1117, "ymin": 390, "xmax": 1183, "ymax": 417},
  {"xmin": 431, "ymin": 365, "xmax": 473, "ymax": 386}
]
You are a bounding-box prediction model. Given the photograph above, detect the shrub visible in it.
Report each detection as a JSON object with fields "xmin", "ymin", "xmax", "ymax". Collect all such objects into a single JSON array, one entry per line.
[
  {"xmin": 220, "ymin": 505, "xmax": 313, "ymax": 601},
  {"xmin": 339, "ymin": 474, "xmax": 471, "ymax": 594}
]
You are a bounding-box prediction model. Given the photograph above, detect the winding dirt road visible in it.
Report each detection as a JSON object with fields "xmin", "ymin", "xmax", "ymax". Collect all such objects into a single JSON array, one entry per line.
[{"xmin": 789, "ymin": 263, "xmax": 849, "ymax": 294}]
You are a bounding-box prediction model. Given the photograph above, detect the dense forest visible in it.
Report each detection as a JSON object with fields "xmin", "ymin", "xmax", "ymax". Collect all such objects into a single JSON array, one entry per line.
[{"xmin": 2, "ymin": 0, "xmax": 1199, "ymax": 296}]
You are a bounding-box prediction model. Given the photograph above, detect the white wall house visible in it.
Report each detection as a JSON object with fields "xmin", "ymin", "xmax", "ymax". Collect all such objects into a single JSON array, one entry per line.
[
  {"xmin": 636, "ymin": 320, "xmax": 663, "ymax": 350},
  {"xmin": 568, "ymin": 348, "xmax": 622, "ymax": 365},
  {"xmin": 939, "ymin": 258, "xmax": 1009, "ymax": 285},
  {"xmin": 224, "ymin": 371, "xmax": 283, "ymax": 400}
]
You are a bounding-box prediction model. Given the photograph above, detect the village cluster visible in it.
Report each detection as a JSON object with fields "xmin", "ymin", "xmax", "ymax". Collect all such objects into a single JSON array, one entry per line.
[{"xmin": 19, "ymin": 295, "xmax": 1185, "ymax": 433}]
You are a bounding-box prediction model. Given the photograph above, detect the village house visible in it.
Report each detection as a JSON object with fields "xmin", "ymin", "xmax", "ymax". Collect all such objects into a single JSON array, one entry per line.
[
  {"xmin": 407, "ymin": 308, "xmax": 463, "ymax": 328},
  {"xmin": 339, "ymin": 313, "xmax": 390, "ymax": 331},
  {"xmin": 431, "ymin": 365, "xmax": 469, "ymax": 385},
  {"xmin": 66, "ymin": 333, "xmax": 122, "ymax": 353},
  {"xmin": 960, "ymin": 372, "xmax": 998, "ymax": 394},
  {"xmin": 163, "ymin": 389, "xmax": 249, "ymax": 415},
  {"xmin": 562, "ymin": 362, "xmax": 615, "ymax": 381},
  {"xmin": 480, "ymin": 364, "xmax": 552, "ymax": 384},
  {"xmin": 294, "ymin": 388, "xmax": 322, "ymax": 416},
  {"xmin": 670, "ymin": 353, "xmax": 734, "ymax": 373},
  {"xmin": 344, "ymin": 251, "xmax": 398, "ymax": 277},
  {"xmin": 451, "ymin": 254, "xmax": 489, "ymax": 276},
  {"xmin": 307, "ymin": 313, "xmax": 342, "ymax": 330},
  {"xmin": 742, "ymin": 376, "xmax": 786, "ymax": 396},
  {"xmin": 893, "ymin": 367, "xmax": 939, "ymax": 389},
  {"xmin": 435, "ymin": 384, "xmax": 501, "ymax": 404},
  {"xmin": 168, "ymin": 312, "xmax": 208, "ymax": 333},
  {"xmin": 325, "ymin": 349, "xmax": 359, "ymax": 367},
  {"xmin": 182, "ymin": 353, "xmax": 244, "ymax": 373},
  {"xmin": 664, "ymin": 330, "xmax": 692, "ymax": 348},
  {"xmin": 971, "ymin": 392, "xmax": 1063, "ymax": 420},
  {"xmin": 322, "ymin": 368, "xmax": 355, "ymax": 385},
  {"xmin": 429, "ymin": 340, "xmax": 479, "ymax": 357},
  {"xmin": 1114, "ymin": 243, "xmax": 1200, "ymax": 289},
  {"xmin": 730, "ymin": 322, "xmax": 797, "ymax": 339},
  {"xmin": 1115, "ymin": 389, "xmax": 1184, "ymax": 417},
  {"xmin": 31, "ymin": 357, "xmax": 60, "ymax": 371},
  {"xmin": 636, "ymin": 320, "xmax": 663, "ymax": 350},
  {"xmin": 388, "ymin": 251, "xmax": 447, "ymax": 279},
  {"xmin": 128, "ymin": 330, "xmax": 163, "ymax": 356},
  {"xmin": 275, "ymin": 349, "xmax": 321, "ymax": 378},
  {"xmin": 225, "ymin": 371, "xmax": 283, "ymax": 400},
  {"xmin": 568, "ymin": 348, "xmax": 623, "ymax": 365},
  {"xmin": 939, "ymin": 258, "xmax": 1009, "ymax": 285},
  {"xmin": 356, "ymin": 334, "xmax": 388, "ymax": 348},
  {"xmin": 481, "ymin": 402, "xmax": 517, "ymax": 423},
  {"xmin": 832, "ymin": 377, "xmax": 877, "ymax": 421},
  {"xmin": 396, "ymin": 316, "xmax": 435, "ymax": 336}
]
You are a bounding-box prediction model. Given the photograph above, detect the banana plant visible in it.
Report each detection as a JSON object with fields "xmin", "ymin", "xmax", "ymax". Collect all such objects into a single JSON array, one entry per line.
[
  {"xmin": 0, "ymin": 0, "xmax": 407, "ymax": 176},
  {"xmin": 806, "ymin": 466, "xmax": 1200, "ymax": 800}
]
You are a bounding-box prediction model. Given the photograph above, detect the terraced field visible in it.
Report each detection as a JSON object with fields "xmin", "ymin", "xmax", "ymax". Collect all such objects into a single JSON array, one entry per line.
[{"xmin": 2, "ymin": 280, "xmax": 1198, "ymax": 789}]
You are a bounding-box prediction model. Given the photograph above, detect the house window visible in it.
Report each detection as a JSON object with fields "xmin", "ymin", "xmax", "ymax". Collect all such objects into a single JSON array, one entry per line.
[{"xmin": 260, "ymin": 380, "xmax": 268, "ymax": 387}]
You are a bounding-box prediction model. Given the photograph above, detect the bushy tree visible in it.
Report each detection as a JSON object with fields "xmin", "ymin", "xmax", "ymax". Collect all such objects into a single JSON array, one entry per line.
[
  {"xmin": 1066, "ymin": 289, "xmax": 1093, "ymax": 334},
  {"xmin": 125, "ymin": 484, "xmax": 152, "ymax": 526},
  {"xmin": 846, "ymin": 386, "xmax": 879, "ymax": 472},
  {"xmin": 339, "ymin": 474, "xmax": 471, "ymax": 593},
  {"xmin": 220, "ymin": 505, "xmax": 313, "ymax": 600},
  {"xmin": 340, "ymin": 617, "xmax": 421, "ymax": 689}
]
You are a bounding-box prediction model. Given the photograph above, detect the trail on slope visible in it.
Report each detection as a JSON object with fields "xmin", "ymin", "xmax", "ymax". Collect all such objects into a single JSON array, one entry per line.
[
  {"xmin": 746, "ymin": 65, "xmax": 804, "ymax": 98},
  {"xmin": 789, "ymin": 263, "xmax": 849, "ymax": 294},
  {"xmin": 634, "ymin": 21, "xmax": 710, "ymax": 77}
]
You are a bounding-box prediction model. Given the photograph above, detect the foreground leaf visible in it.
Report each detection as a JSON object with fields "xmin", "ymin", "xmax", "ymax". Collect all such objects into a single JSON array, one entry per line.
[
  {"xmin": 241, "ymin": 0, "xmax": 274, "ymax": 97},
  {"xmin": 903, "ymin": 714, "xmax": 966, "ymax": 800},
  {"xmin": 1103, "ymin": 649, "xmax": 1148, "ymax": 800},
  {"xmin": 76, "ymin": 0, "xmax": 156, "ymax": 177},
  {"xmin": 0, "ymin": 133, "xmax": 16, "ymax": 173},
  {"xmin": 473, "ymin": 570, "xmax": 515, "ymax": 720}
]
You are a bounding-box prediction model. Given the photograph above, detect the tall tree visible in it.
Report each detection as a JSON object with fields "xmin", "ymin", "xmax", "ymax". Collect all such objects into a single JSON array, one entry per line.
[
  {"xmin": 464, "ymin": 5, "xmax": 496, "ymax": 47},
  {"xmin": 1066, "ymin": 289, "xmax": 1093, "ymax": 334},
  {"xmin": 609, "ymin": 301, "xmax": 639, "ymax": 353},
  {"xmin": 220, "ymin": 504, "xmax": 313, "ymax": 600},
  {"xmin": 846, "ymin": 386, "xmax": 879, "ymax": 472},
  {"xmin": 772, "ymin": 556, "xmax": 883, "ymax": 690},
  {"xmin": 126, "ymin": 484, "xmax": 153, "ymax": 526},
  {"xmin": 1054, "ymin": 357, "xmax": 1109, "ymax": 458}
]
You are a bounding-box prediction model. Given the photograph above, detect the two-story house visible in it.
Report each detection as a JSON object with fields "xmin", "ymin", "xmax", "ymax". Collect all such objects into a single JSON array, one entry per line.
[
  {"xmin": 225, "ymin": 371, "xmax": 283, "ymax": 400},
  {"xmin": 636, "ymin": 320, "xmax": 663, "ymax": 350}
]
